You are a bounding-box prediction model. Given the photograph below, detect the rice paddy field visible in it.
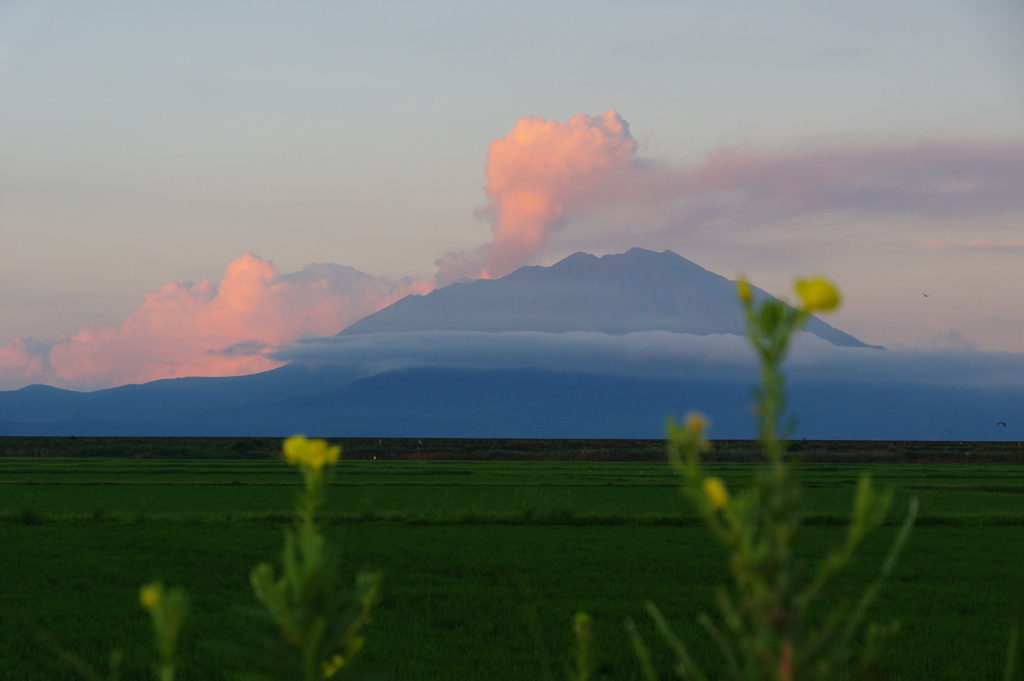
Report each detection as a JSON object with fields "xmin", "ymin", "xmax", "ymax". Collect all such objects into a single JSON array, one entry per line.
[{"xmin": 2, "ymin": 440, "xmax": 1024, "ymax": 680}]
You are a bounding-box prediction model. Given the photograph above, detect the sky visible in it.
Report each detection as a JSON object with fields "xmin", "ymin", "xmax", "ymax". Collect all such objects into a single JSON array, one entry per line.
[{"xmin": 1, "ymin": 1, "xmax": 1023, "ymax": 390}]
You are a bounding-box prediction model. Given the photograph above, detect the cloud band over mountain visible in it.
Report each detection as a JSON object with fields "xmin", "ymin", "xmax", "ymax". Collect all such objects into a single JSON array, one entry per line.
[{"xmin": 273, "ymin": 330, "xmax": 1024, "ymax": 390}]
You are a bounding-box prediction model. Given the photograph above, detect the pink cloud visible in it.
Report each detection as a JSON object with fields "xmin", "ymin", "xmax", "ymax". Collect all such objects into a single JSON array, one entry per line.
[
  {"xmin": 0, "ymin": 337, "xmax": 53, "ymax": 387},
  {"xmin": 435, "ymin": 110, "xmax": 638, "ymax": 284},
  {"xmin": 0, "ymin": 254, "xmax": 432, "ymax": 390}
]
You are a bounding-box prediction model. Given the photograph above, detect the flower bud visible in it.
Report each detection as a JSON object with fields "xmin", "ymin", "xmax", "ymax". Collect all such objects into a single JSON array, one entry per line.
[
  {"xmin": 139, "ymin": 582, "xmax": 162, "ymax": 611},
  {"xmin": 736, "ymin": 277, "xmax": 753, "ymax": 305},
  {"xmin": 685, "ymin": 413, "xmax": 707, "ymax": 437},
  {"xmin": 322, "ymin": 654, "xmax": 346, "ymax": 678},
  {"xmin": 702, "ymin": 477, "xmax": 729, "ymax": 509},
  {"xmin": 795, "ymin": 276, "xmax": 841, "ymax": 312},
  {"xmin": 283, "ymin": 435, "xmax": 341, "ymax": 470}
]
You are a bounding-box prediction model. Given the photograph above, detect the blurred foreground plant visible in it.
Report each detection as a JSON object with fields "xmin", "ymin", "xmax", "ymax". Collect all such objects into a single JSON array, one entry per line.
[
  {"xmin": 139, "ymin": 581, "xmax": 187, "ymax": 681},
  {"xmin": 245, "ymin": 436, "xmax": 380, "ymax": 681},
  {"xmin": 628, "ymin": 275, "xmax": 918, "ymax": 681},
  {"xmin": 137, "ymin": 435, "xmax": 379, "ymax": 681},
  {"xmin": 567, "ymin": 612, "xmax": 596, "ymax": 681}
]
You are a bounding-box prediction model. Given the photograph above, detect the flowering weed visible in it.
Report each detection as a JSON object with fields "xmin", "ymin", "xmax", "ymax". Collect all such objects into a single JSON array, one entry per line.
[
  {"xmin": 135, "ymin": 435, "xmax": 379, "ymax": 681},
  {"xmin": 627, "ymin": 276, "xmax": 918, "ymax": 681}
]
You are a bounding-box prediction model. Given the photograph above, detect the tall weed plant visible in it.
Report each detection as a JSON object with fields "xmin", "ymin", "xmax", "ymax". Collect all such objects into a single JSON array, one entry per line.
[
  {"xmin": 139, "ymin": 436, "xmax": 379, "ymax": 681},
  {"xmin": 622, "ymin": 276, "xmax": 919, "ymax": 681}
]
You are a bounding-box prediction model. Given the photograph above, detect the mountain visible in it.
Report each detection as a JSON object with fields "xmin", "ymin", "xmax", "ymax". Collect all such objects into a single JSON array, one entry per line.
[
  {"xmin": 0, "ymin": 363, "xmax": 357, "ymax": 424},
  {"xmin": 341, "ymin": 248, "xmax": 874, "ymax": 348},
  {"xmin": 10, "ymin": 248, "xmax": 1020, "ymax": 440}
]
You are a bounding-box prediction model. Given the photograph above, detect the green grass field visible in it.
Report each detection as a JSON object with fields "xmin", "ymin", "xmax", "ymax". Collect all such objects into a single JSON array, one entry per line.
[{"xmin": 2, "ymin": 455, "xmax": 1024, "ymax": 680}]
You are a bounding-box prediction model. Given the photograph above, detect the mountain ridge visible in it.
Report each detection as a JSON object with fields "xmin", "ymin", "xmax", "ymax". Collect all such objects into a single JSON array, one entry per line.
[{"xmin": 340, "ymin": 248, "xmax": 876, "ymax": 348}]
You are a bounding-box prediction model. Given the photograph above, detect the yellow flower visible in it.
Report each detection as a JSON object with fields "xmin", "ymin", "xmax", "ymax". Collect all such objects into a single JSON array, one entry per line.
[
  {"xmin": 736, "ymin": 277, "xmax": 753, "ymax": 305},
  {"xmin": 794, "ymin": 276, "xmax": 841, "ymax": 313},
  {"xmin": 685, "ymin": 413, "xmax": 707, "ymax": 437},
  {"xmin": 322, "ymin": 654, "xmax": 345, "ymax": 678},
  {"xmin": 283, "ymin": 436, "xmax": 341, "ymax": 470},
  {"xmin": 703, "ymin": 477, "xmax": 729, "ymax": 509},
  {"xmin": 139, "ymin": 582, "xmax": 162, "ymax": 611}
]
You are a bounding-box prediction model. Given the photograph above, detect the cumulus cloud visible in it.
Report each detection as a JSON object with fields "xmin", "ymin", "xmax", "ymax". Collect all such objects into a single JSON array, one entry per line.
[
  {"xmin": 0, "ymin": 337, "xmax": 53, "ymax": 388},
  {"xmin": 0, "ymin": 254, "xmax": 433, "ymax": 391},
  {"xmin": 435, "ymin": 110, "xmax": 638, "ymax": 284},
  {"xmin": 272, "ymin": 330, "xmax": 1024, "ymax": 389}
]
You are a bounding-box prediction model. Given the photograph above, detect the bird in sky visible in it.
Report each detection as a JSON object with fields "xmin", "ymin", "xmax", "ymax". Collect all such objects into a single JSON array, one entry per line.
[
  {"xmin": 923, "ymin": 293, "xmax": 931, "ymax": 297},
  {"xmin": 998, "ymin": 422, "xmax": 1007, "ymax": 427}
]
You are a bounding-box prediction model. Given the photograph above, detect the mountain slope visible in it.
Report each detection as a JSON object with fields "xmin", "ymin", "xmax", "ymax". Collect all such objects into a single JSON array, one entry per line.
[
  {"xmin": 0, "ymin": 363, "xmax": 358, "ymax": 423},
  {"xmin": 340, "ymin": 248, "xmax": 874, "ymax": 348}
]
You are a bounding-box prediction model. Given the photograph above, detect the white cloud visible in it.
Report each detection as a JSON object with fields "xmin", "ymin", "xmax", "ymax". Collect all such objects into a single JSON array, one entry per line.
[{"xmin": 272, "ymin": 330, "xmax": 1024, "ymax": 389}]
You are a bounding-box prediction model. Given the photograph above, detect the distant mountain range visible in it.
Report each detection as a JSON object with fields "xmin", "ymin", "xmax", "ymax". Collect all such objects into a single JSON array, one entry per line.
[
  {"xmin": 0, "ymin": 248, "xmax": 1018, "ymax": 440},
  {"xmin": 0, "ymin": 364, "xmax": 1018, "ymax": 439}
]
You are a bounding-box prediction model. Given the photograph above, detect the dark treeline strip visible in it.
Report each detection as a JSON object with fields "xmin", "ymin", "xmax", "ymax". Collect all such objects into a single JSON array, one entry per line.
[
  {"xmin": 0, "ymin": 480, "xmax": 683, "ymax": 487},
  {"xmin": 2, "ymin": 436, "xmax": 1024, "ymax": 462},
  {"xmin": 4, "ymin": 508, "xmax": 1024, "ymax": 527}
]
